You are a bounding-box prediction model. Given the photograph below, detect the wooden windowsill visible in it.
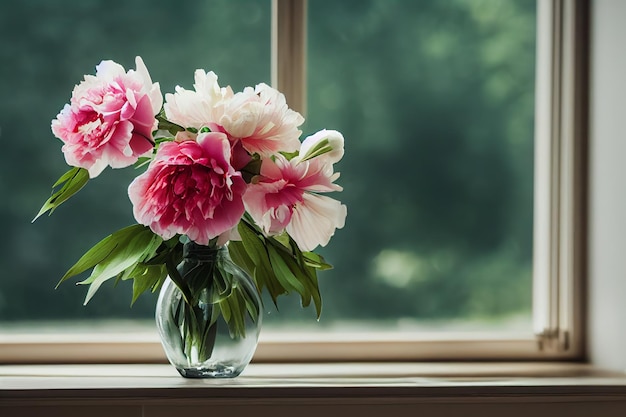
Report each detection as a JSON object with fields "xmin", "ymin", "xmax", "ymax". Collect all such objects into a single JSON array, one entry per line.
[{"xmin": 2, "ymin": 362, "xmax": 626, "ymax": 416}]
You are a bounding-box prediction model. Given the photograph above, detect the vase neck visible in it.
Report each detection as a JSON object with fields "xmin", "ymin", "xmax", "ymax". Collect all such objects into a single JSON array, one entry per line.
[{"xmin": 183, "ymin": 242, "xmax": 224, "ymax": 263}]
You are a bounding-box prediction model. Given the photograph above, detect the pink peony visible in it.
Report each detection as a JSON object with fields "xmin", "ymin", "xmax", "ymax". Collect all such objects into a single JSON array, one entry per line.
[
  {"xmin": 244, "ymin": 130, "xmax": 347, "ymax": 251},
  {"xmin": 128, "ymin": 132, "xmax": 246, "ymax": 245},
  {"xmin": 51, "ymin": 57, "xmax": 162, "ymax": 178}
]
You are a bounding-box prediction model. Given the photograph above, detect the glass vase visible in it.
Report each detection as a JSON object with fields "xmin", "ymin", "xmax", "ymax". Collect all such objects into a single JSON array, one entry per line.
[{"xmin": 155, "ymin": 242, "xmax": 262, "ymax": 378}]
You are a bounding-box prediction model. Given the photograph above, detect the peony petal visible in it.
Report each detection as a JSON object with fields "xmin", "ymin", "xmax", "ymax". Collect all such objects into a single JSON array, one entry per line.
[
  {"xmin": 163, "ymin": 70, "xmax": 227, "ymax": 129},
  {"xmin": 94, "ymin": 60, "xmax": 126, "ymax": 81},
  {"xmin": 287, "ymin": 193, "xmax": 347, "ymax": 252},
  {"xmin": 87, "ymin": 159, "xmax": 108, "ymax": 179},
  {"xmin": 132, "ymin": 56, "xmax": 163, "ymax": 112}
]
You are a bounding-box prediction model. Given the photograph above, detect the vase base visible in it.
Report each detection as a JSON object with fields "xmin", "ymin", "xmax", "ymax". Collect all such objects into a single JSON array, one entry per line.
[{"xmin": 176, "ymin": 365, "xmax": 241, "ymax": 379}]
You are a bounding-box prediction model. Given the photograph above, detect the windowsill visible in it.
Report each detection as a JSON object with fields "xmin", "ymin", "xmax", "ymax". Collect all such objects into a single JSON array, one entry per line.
[{"xmin": 2, "ymin": 363, "xmax": 626, "ymax": 416}]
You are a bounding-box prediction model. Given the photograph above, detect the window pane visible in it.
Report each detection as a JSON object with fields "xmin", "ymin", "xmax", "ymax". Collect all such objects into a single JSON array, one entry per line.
[
  {"xmin": 0, "ymin": 0, "xmax": 270, "ymax": 332},
  {"xmin": 1, "ymin": 0, "xmax": 536, "ymax": 341},
  {"xmin": 263, "ymin": 0, "xmax": 536, "ymax": 333}
]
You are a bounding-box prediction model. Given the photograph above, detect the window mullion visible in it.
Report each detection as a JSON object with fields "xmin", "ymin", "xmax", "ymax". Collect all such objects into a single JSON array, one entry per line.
[
  {"xmin": 532, "ymin": 0, "xmax": 559, "ymax": 350},
  {"xmin": 271, "ymin": 0, "xmax": 307, "ymax": 115},
  {"xmin": 533, "ymin": 0, "xmax": 588, "ymax": 355}
]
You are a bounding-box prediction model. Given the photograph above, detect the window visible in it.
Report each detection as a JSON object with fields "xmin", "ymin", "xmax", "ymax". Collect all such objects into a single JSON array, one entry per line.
[
  {"xmin": 0, "ymin": 0, "xmax": 586, "ymax": 362},
  {"xmin": 261, "ymin": 0, "xmax": 586, "ymax": 362}
]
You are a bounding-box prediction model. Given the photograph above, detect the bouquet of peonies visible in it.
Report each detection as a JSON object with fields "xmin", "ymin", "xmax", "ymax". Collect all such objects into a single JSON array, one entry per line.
[{"xmin": 35, "ymin": 56, "xmax": 346, "ymax": 328}]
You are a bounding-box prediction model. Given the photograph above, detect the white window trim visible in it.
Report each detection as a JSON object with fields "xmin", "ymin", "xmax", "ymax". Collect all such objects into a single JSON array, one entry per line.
[
  {"xmin": 0, "ymin": 0, "xmax": 588, "ymax": 364},
  {"xmin": 532, "ymin": 0, "xmax": 587, "ymax": 356}
]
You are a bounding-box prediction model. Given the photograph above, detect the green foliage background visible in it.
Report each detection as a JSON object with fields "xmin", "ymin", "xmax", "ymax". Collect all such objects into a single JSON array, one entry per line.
[{"xmin": 0, "ymin": 0, "xmax": 535, "ymax": 330}]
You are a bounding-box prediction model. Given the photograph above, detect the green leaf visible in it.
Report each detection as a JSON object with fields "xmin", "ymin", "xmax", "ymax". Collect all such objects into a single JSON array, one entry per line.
[
  {"xmin": 232, "ymin": 288, "xmax": 247, "ymax": 337},
  {"xmin": 238, "ymin": 221, "xmax": 269, "ymax": 267},
  {"xmin": 33, "ymin": 167, "xmax": 89, "ymax": 221},
  {"xmin": 156, "ymin": 110, "xmax": 184, "ymax": 135},
  {"xmin": 237, "ymin": 222, "xmax": 287, "ymax": 305},
  {"xmin": 238, "ymin": 223, "xmax": 273, "ymax": 281},
  {"xmin": 270, "ymin": 240, "xmax": 323, "ymax": 315},
  {"xmin": 267, "ymin": 244, "xmax": 307, "ymax": 296},
  {"xmin": 274, "ymin": 234, "xmax": 323, "ymax": 317},
  {"xmin": 165, "ymin": 249, "xmax": 193, "ymax": 305},
  {"xmin": 242, "ymin": 285, "xmax": 261, "ymax": 323},
  {"xmin": 279, "ymin": 150, "xmax": 299, "ymax": 161},
  {"xmin": 299, "ymin": 254, "xmax": 323, "ymax": 318},
  {"xmin": 228, "ymin": 243, "xmax": 262, "ymax": 322},
  {"xmin": 134, "ymin": 157, "xmax": 152, "ymax": 170},
  {"xmin": 79, "ymin": 226, "xmax": 161, "ymax": 304},
  {"xmin": 59, "ymin": 232, "xmax": 121, "ymax": 285},
  {"xmin": 303, "ymin": 251, "xmax": 333, "ymax": 270},
  {"xmin": 129, "ymin": 263, "xmax": 168, "ymax": 305},
  {"xmin": 144, "ymin": 237, "xmax": 182, "ymax": 265},
  {"xmin": 289, "ymin": 240, "xmax": 323, "ymax": 318},
  {"xmin": 228, "ymin": 241, "xmax": 257, "ymax": 279},
  {"xmin": 219, "ymin": 286, "xmax": 248, "ymax": 339},
  {"xmin": 220, "ymin": 295, "xmax": 232, "ymax": 323},
  {"xmin": 154, "ymin": 136, "xmax": 175, "ymax": 145},
  {"xmin": 272, "ymin": 232, "xmax": 291, "ymax": 249},
  {"xmin": 62, "ymin": 225, "xmax": 163, "ymax": 304},
  {"xmin": 129, "ymin": 237, "xmax": 186, "ymax": 302},
  {"xmin": 211, "ymin": 268, "xmax": 234, "ymax": 303},
  {"xmin": 231, "ymin": 219, "xmax": 326, "ymax": 318},
  {"xmin": 123, "ymin": 233, "xmax": 164, "ymax": 277}
]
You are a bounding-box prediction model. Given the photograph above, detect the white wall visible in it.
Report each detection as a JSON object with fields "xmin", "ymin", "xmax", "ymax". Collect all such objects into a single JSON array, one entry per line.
[{"xmin": 588, "ymin": 0, "xmax": 626, "ymax": 372}]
